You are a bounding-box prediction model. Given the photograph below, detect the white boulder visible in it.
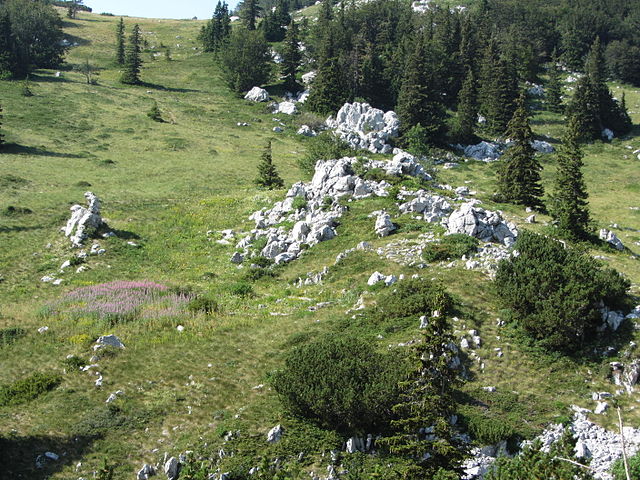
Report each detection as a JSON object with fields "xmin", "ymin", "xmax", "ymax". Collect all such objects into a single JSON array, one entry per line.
[
  {"xmin": 276, "ymin": 101, "xmax": 298, "ymax": 115},
  {"xmin": 93, "ymin": 334, "xmax": 125, "ymax": 351},
  {"xmin": 297, "ymin": 125, "xmax": 317, "ymax": 137},
  {"xmin": 375, "ymin": 211, "xmax": 395, "ymax": 237},
  {"xmin": 446, "ymin": 202, "xmax": 517, "ymax": 246},
  {"xmin": 244, "ymin": 87, "xmax": 270, "ymax": 102},
  {"xmin": 461, "ymin": 141, "xmax": 502, "ymax": 162},
  {"xmin": 602, "ymin": 128, "xmax": 614, "ymax": 141},
  {"xmin": 301, "ymin": 71, "xmax": 316, "ymax": 84},
  {"xmin": 267, "ymin": 424, "xmax": 284, "ymax": 443},
  {"xmin": 63, "ymin": 192, "xmax": 105, "ymax": 247},
  {"xmin": 599, "ymin": 228, "xmax": 624, "ymax": 250}
]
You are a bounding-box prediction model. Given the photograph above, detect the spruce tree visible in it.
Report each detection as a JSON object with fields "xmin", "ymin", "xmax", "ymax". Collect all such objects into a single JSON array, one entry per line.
[
  {"xmin": 281, "ymin": 18, "xmax": 301, "ymax": 92},
  {"xmin": 497, "ymin": 94, "xmax": 544, "ymax": 209},
  {"xmin": 451, "ymin": 68, "xmax": 478, "ymax": 143},
  {"xmin": 545, "ymin": 49, "xmax": 564, "ymax": 113},
  {"xmin": 255, "ymin": 140, "xmax": 284, "ymax": 189},
  {"xmin": 396, "ymin": 35, "xmax": 446, "ymax": 144},
  {"xmin": 115, "ymin": 18, "xmax": 125, "ymax": 65},
  {"xmin": 0, "ymin": 11, "xmax": 17, "ymax": 79},
  {"xmin": 551, "ymin": 116, "xmax": 591, "ymax": 240},
  {"xmin": 0, "ymin": 104, "xmax": 4, "ymax": 150},
  {"xmin": 306, "ymin": 29, "xmax": 348, "ymax": 115},
  {"xmin": 379, "ymin": 314, "xmax": 466, "ymax": 478},
  {"xmin": 239, "ymin": 0, "xmax": 259, "ymax": 31},
  {"xmin": 120, "ymin": 24, "xmax": 142, "ymax": 85}
]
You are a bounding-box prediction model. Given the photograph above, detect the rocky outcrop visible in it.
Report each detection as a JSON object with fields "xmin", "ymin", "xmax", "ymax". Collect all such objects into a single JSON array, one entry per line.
[
  {"xmin": 244, "ymin": 87, "xmax": 270, "ymax": 102},
  {"xmin": 374, "ymin": 211, "xmax": 395, "ymax": 237},
  {"xmin": 63, "ymin": 192, "xmax": 106, "ymax": 247},
  {"xmin": 326, "ymin": 102, "xmax": 400, "ymax": 154},
  {"xmin": 233, "ymin": 154, "xmax": 430, "ymax": 265},
  {"xmin": 399, "ymin": 191, "xmax": 451, "ymax": 222},
  {"xmin": 297, "ymin": 125, "xmax": 317, "ymax": 137},
  {"xmin": 445, "ymin": 203, "xmax": 518, "ymax": 246},
  {"xmin": 459, "ymin": 140, "xmax": 554, "ymax": 161}
]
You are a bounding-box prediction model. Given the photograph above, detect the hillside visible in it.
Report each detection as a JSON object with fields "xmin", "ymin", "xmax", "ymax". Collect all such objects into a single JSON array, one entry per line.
[{"xmin": 1, "ymin": 6, "xmax": 640, "ymax": 480}]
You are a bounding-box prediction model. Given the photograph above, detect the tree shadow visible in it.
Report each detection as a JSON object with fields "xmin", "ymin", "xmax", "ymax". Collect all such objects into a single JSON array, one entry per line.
[
  {"xmin": 0, "ymin": 224, "xmax": 44, "ymax": 234},
  {"xmin": 110, "ymin": 229, "xmax": 141, "ymax": 240},
  {"xmin": 63, "ymin": 33, "xmax": 91, "ymax": 47},
  {"xmin": 2, "ymin": 144, "xmax": 86, "ymax": 159},
  {"xmin": 140, "ymin": 81, "xmax": 201, "ymax": 94},
  {"xmin": 29, "ymin": 73, "xmax": 72, "ymax": 83},
  {"xmin": 0, "ymin": 433, "xmax": 98, "ymax": 480}
]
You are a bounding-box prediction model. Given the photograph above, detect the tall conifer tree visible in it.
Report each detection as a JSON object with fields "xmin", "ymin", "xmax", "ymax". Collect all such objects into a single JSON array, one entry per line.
[
  {"xmin": 255, "ymin": 140, "xmax": 284, "ymax": 189},
  {"xmin": 451, "ymin": 68, "xmax": 478, "ymax": 143},
  {"xmin": 115, "ymin": 17, "xmax": 125, "ymax": 65},
  {"xmin": 379, "ymin": 314, "xmax": 466, "ymax": 478},
  {"xmin": 551, "ymin": 116, "xmax": 591, "ymax": 240},
  {"xmin": 545, "ymin": 49, "xmax": 564, "ymax": 113},
  {"xmin": 281, "ymin": 18, "xmax": 301, "ymax": 92},
  {"xmin": 240, "ymin": 0, "xmax": 259, "ymax": 31},
  {"xmin": 496, "ymin": 94, "xmax": 544, "ymax": 209},
  {"xmin": 120, "ymin": 24, "xmax": 142, "ymax": 84},
  {"xmin": 306, "ymin": 28, "xmax": 348, "ymax": 115}
]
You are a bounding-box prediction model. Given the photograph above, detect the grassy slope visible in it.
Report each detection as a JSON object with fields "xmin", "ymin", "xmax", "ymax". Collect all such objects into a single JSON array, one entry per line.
[{"xmin": 0, "ymin": 8, "xmax": 639, "ymax": 479}]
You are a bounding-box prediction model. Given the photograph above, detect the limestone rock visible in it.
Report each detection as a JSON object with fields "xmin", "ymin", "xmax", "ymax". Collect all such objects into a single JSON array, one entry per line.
[
  {"xmin": 602, "ymin": 128, "xmax": 614, "ymax": 141},
  {"xmin": 164, "ymin": 457, "xmax": 180, "ymax": 480},
  {"xmin": 297, "ymin": 125, "xmax": 317, "ymax": 137},
  {"xmin": 599, "ymin": 228, "xmax": 624, "ymax": 250},
  {"xmin": 244, "ymin": 87, "xmax": 269, "ymax": 102},
  {"xmin": 276, "ymin": 101, "xmax": 298, "ymax": 115},
  {"xmin": 399, "ymin": 191, "xmax": 451, "ymax": 222},
  {"xmin": 63, "ymin": 192, "xmax": 105, "ymax": 247},
  {"xmin": 367, "ymin": 271, "xmax": 385, "ymax": 286},
  {"xmin": 445, "ymin": 202, "xmax": 517, "ymax": 246},
  {"xmin": 94, "ymin": 334, "xmax": 125, "ymax": 351},
  {"xmin": 267, "ymin": 424, "xmax": 284, "ymax": 443},
  {"xmin": 532, "ymin": 140, "xmax": 554, "ymax": 153},
  {"xmin": 461, "ymin": 141, "xmax": 502, "ymax": 162},
  {"xmin": 326, "ymin": 102, "xmax": 400, "ymax": 154},
  {"xmin": 375, "ymin": 211, "xmax": 395, "ymax": 237},
  {"xmin": 137, "ymin": 463, "xmax": 156, "ymax": 480},
  {"xmin": 301, "ymin": 71, "xmax": 316, "ymax": 84}
]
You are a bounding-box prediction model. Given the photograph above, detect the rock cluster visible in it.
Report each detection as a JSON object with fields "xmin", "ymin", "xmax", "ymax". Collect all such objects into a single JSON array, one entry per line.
[
  {"xmin": 459, "ymin": 139, "xmax": 553, "ymax": 161},
  {"xmin": 63, "ymin": 192, "xmax": 106, "ymax": 247},
  {"xmin": 445, "ymin": 202, "xmax": 518, "ymax": 246},
  {"xmin": 297, "ymin": 125, "xmax": 317, "ymax": 137},
  {"xmin": 244, "ymin": 86, "xmax": 270, "ymax": 102},
  {"xmin": 233, "ymin": 154, "xmax": 429, "ymax": 265},
  {"xmin": 399, "ymin": 191, "xmax": 452, "ymax": 222},
  {"xmin": 326, "ymin": 102, "xmax": 400, "ymax": 154},
  {"xmin": 367, "ymin": 271, "xmax": 397, "ymax": 286}
]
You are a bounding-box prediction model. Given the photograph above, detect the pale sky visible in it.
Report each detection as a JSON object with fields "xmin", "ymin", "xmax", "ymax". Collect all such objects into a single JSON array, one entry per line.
[{"xmin": 83, "ymin": 1, "xmax": 238, "ymax": 20}]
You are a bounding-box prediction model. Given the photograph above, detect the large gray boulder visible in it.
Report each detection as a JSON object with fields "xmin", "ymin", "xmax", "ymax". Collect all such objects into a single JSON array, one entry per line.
[
  {"xmin": 63, "ymin": 192, "xmax": 105, "ymax": 247},
  {"xmin": 399, "ymin": 191, "xmax": 451, "ymax": 222},
  {"xmin": 244, "ymin": 86, "xmax": 270, "ymax": 102},
  {"xmin": 164, "ymin": 457, "xmax": 180, "ymax": 480},
  {"xmin": 446, "ymin": 203, "xmax": 517, "ymax": 246},
  {"xmin": 599, "ymin": 228, "xmax": 624, "ymax": 250},
  {"xmin": 267, "ymin": 424, "xmax": 284, "ymax": 443},
  {"xmin": 375, "ymin": 211, "xmax": 395, "ymax": 237},
  {"xmin": 462, "ymin": 141, "xmax": 502, "ymax": 162}
]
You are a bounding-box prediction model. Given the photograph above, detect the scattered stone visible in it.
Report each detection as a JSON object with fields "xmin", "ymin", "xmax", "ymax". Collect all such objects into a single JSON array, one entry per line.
[
  {"xmin": 301, "ymin": 71, "xmax": 316, "ymax": 84},
  {"xmin": 164, "ymin": 457, "xmax": 180, "ymax": 480},
  {"xmin": 244, "ymin": 87, "xmax": 270, "ymax": 102},
  {"xmin": 273, "ymin": 126, "xmax": 283, "ymax": 133},
  {"xmin": 297, "ymin": 125, "xmax": 317, "ymax": 137},
  {"xmin": 594, "ymin": 401, "xmax": 608, "ymax": 414},
  {"xmin": 62, "ymin": 192, "xmax": 106, "ymax": 247},
  {"xmin": 41, "ymin": 275, "xmax": 55, "ymax": 283},
  {"xmin": 38, "ymin": 326, "xmax": 49, "ymax": 334},
  {"xmin": 367, "ymin": 271, "xmax": 385, "ymax": 286},
  {"xmin": 275, "ymin": 101, "xmax": 298, "ymax": 115},
  {"xmin": 176, "ymin": 325, "xmax": 185, "ymax": 332},
  {"xmin": 525, "ymin": 214, "xmax": 536, "ymax": 223},
  {"xmin": 531, "ymin": 140, "xmax": 554, "ymax": 153},
  {"xmin": 482, "ymin": 386, "xmax": 496, "ymax": 392},
  {"xmin": 137, "ymin": 463, "xmax": 156, "ymax": 480},
  {"xmin": 230, "ymin": 252, "xmax": 244, "ymax": 264},
  {"xmin": 602, "ymin": 128, "xmax": 614, "ymax": 141},
  {"xmin": 105, "ymin": 390, "xmax": 124, "ymax": 403}
]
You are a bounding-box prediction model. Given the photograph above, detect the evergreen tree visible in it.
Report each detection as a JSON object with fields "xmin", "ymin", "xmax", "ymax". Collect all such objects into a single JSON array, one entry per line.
[
  {"xmin": 451, "ymin": 68, "xmax": 478, "ymax": 143},
  {"xmin": 545, "ymin": 49, "xmax": 564, "ymax": 113},
  {"xmin": 199, "ymin": 1, "xmax": 231, "ymax": 52},
  {"xmin": 396, "ymin": 35, "xmax": 446, "ymax": 144},
  {"xmin": 255, "ymin": 140, "xmax": 284, "ymax": 189},
  {"xmin": 379, "ymin": 314, "xmax": 466, "ymax": 478},
  {"xmin": 120, "ymin": 24, "xmax": 142, "ymax": 85},
  {"xmin": 239, "ymin": 0, "xmax": 260, "ymax": 31},
  {"xmin": 281, "ymin": 18, "xmax": 302, "ymax": 92},
  {"xmin": 551, "ymin": 116, "xmax": 591, "ymax": 240},
  {"xmin": 0, "ymin": 104, "xmax": 4, "ymax": 150},
  {"xmin": 478, "ymin": 39, "xmax": 518, "ymax": 136},
  {"xmin": 567, "ymin": 75, "xmax": 600, "ymax": 141},
  {"xmin": 220, "ymin": 28, "xmax": 271, "ymax": 93},
  {"xmin": 115, "ymin": 18, "xmax": 125, "ymax": 65},
  {"xmin": 306, "ymin": 28, "xmax": 348, "ymax": 115},
  {"xmin": 0, "ymin": 11, "xmax": 17, "ymax": 79},
  {"xmin": 496, "ymin": 93, "xmax": 544, "ymax": 209},
  {"xmin": 147, "ymin": 101, "xmax": 162, "ymax": 122},
  {"xmin": 357, "ymin": 40, "xmax": 390, "ymax": 110}
]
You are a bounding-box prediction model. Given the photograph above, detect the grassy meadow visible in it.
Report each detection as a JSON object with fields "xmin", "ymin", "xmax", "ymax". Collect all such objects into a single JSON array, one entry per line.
[{"xmin": 0, "ymin": 7, "xmax": 639, "ymax": 479}]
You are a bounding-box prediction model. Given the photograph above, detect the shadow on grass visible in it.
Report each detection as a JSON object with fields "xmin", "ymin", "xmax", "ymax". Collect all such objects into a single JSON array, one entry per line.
[
  {"xmin": 0, "ymin": 224, "xmax": 44, "ymax": 234},
  {"xmin": 111, "ymin": 229, "xmax": 141, "ymax": 240},
  {"xmin": 141, "ymin": 82, "xmax": 200, "ymax": 94},
  {"xmin": 2, "ymin": 144, "xmax": 86, "ymax": 159},
  {"xmin": 0, "ymin": 433, "xmax": 98, "ymax": 480}
]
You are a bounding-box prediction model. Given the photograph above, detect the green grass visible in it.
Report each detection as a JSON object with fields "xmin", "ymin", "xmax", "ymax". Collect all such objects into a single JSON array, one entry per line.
[{"xmin": 0, "ymin": 6, "xmax": 639, "ymax": 479}]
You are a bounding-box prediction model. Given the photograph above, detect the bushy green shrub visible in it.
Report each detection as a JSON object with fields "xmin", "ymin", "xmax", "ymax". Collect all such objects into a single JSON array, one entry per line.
[
  {"xmin": 422, "ymin": 234, "xmax": 479, "ymax": 262},
  {"xmin": 291, "ymin": 196, "xmax": 308, "ymax": 211},
  {"xmin": 458, "ymin": 407, "xmax": 517, "ymax": 447},
  {"xmin": 272, "ymin": 335, "xmax": 404, "ymax": 434},
  {"xmin": 495, "ymin": 232, "xmax": 630, "ymax": 353},
  {"xmin": 63, "ymin": 355, "xmax": 86, "ymax": 372},
  {"xmin": 372, "ymin": 278, "xmax": 453, "ymax": 324},
  {"xmin": 229, "ymin": 281, "xmax": 254, "ymax": 297},
  {"xmin": 297, "ymin": 133, "xmax": 351, "ymax": 176},
  {"xmin": 0, "ymin": 372, "xmax": 61, "ymax": 406},
  {"xmin": 611, "ymin": 450, "xmax": 640, "ymax": 480},
  {"xmin": 0, "ymin": 327, "xmax": 25, "ymax": 346},
  {"xmin": 187, "ymin": 296, "xmax": 219, "ymax": 315}
]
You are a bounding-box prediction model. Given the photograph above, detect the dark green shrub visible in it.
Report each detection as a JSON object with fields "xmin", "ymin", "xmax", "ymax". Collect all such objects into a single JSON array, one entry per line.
[
  {"xmin": 147, "ymin": 101, "xmax": 162, "ymax": 122},
  {"xmin": 362, "ymin": 167, "xmax": 398, "ymax": 184},
  {"xmin": 271, "ymin": 335, "xmax": 404, "ymax": 434},
  {"xmin": 63, "ymin": 355, "xmax": 86, "ymax": 372},
  {"xmin": 423, "ymin": 234, "xmax": 479, "ymax": 262},
  {"xmin": 0, "ymin": 372, "xmax": 61, "ymax": 406},
  {"xmin": 459, "ymin": 408, "xmax": 517, "ymax": 447},
  {"xmin": 291, "ymin": 196, "xmax": 308, "ymax": 211},
  {"xmin": 187, "ymin": 296, "xmax": 219, "ymax": 315},
  {"xmin": 372, "ymin": 278, "xmax": 453, "ymax": 324},
  {"xmin": 297, "ymin": 133, "xmax": 351, "ymax": 176},
  {"xmin": 611, "ymin": 450, "xmax": 640, "ymax": 480},
  {"xmin": 229, "ymin": 281, "xmax": 254, "ymax": 297},
  {"xmin": 2, "ymin": 205, "xmax": 33, "ymax": 216},
  {"xmin": 495, "ymin": 232, "xmax": 630, "ymax": 353},
  {"xmin": 0, "ymin": 327, "xmax": 25, "ymax": 346}
]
